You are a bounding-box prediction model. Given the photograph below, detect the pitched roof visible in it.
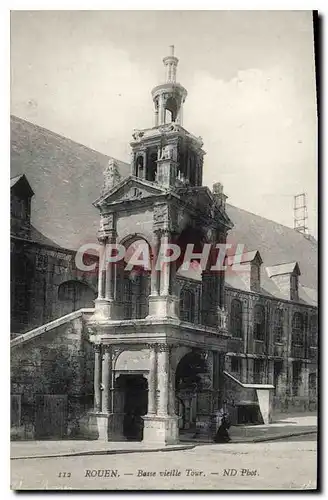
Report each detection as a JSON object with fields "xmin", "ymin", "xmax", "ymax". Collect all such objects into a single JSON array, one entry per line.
[
  {"xmin": 266, "ymin": 262, "xmax": 301, "ymax": 278},
  {"xmin": 10, "ymin": 174, "xmax": 24, "ymax": 188},
  {"xmin": 11, "ymin": 115, "xmax": 130, "ymax": 250},
  {"xmin": 10, "ymin": 173, "xmax": 34, "ymax": 197},
  {"xmin": 10, "ymin": 116, "xmax": 317, "ymax": 305},
  {"xmin": 225, "ymin": 203, "xmax": 317, "ymax": 291},
  {"xmin": 227, "ymin": 249, "xmax": 263, "ymax": 265}
]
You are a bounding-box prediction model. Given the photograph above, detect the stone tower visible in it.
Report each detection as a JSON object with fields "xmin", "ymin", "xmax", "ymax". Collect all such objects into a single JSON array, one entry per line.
[
  {"xmin": 131, "ymin": 45, "xmax": 204, "ymax": 189},
  {"xmin": 88, "ymin": 47, "xmax": 233, "ymax": 445}
]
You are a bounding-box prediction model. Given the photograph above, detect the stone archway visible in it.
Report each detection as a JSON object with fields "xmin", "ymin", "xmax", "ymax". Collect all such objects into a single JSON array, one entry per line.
[
  {"xmin": 116, "ymin": 236, "xmax": 152, "ymax": 319},
  {"xmin": 57, "ymin": 280, "xmax": 96, "ymax": 316}
]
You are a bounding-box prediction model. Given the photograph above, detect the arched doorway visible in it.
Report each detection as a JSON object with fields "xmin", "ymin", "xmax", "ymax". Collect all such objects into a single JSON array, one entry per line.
[
  {"xmin": 175, "ymin": 351, "xmax": 210, "ymax": 431},
  {"xmin": 58, "ymin": 280, "xmax": 96, "ymax": 316},
  {"xmin": 115, "ymin": 374, "xmax": 148, "ymax": 441}
]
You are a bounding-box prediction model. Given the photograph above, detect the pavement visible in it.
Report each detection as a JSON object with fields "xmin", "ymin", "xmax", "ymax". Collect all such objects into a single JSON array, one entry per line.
[
  {"xmin": 180, "ymin": 413, "xmax": 317, "ymax": 444},
  {"xmin": 11, "ymin": 413, "xmax": 317, "ymax": 460},
  {"xmin": 11, "ymin": 439, "xmax": 318, "ymax": 490}
]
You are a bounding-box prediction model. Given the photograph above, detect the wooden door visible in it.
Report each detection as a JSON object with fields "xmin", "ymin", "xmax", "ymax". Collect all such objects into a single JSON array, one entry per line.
[{"xmin": 35, "ymin": 395, "xmax": 68, "ymax": 439}]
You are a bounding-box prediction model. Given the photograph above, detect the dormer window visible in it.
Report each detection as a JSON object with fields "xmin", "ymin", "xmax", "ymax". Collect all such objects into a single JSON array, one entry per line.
[
  {"xmin": 266, "ymin": 262, "xmax": 301, "ymax": 302},
  {"xmin": 10, "ymin": 174, "xmax": 34, "ymax": 239},
  {"xmin": 229, "ymin": 249, "xmax": 262, "ymax": 293}
]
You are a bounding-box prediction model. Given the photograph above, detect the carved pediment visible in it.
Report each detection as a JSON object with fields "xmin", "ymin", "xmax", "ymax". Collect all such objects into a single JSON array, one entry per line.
[{"xmin": 93, "ymin": 176, "xmax": 168, "ymax": 208}]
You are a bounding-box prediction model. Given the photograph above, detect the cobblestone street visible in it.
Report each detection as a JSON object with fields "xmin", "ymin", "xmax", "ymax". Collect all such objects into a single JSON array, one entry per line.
[{"xmin": 11, "ymin": 436, "xmax": 317, "ymax": 491}]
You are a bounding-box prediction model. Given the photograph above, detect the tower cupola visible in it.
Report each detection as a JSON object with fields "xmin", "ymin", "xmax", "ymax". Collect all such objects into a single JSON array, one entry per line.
[
  {"xmin": 151, "ymin": 45, "xmax": 188, "ymax": 127},
  {"xmin": 130, "ymin": 46, "xmax": 205, "ymax": 189}
]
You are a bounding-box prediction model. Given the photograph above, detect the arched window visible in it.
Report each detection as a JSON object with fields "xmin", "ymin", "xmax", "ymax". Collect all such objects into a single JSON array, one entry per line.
[
  {"xmin": 292, "ymin": 312, "xmax": 304, "ymax": 346},
  {"xmin": 123, "ymin": 276, "xmax": 133, "ymax": 319},
  {"xmin": 164, "ymin": 97, "xmax": 178, "ymax": 123},
  {"xmin": 135, "ymin": 156, "xmax": 144, "ymax": 179},
  {"xmin": 230, "ymin": 299, "xmax": 243, "ymax": 338},
  {"xmin": 310, "ymin": 315, "xmax": 317, "ymax": 347},
  {"xmin": 253, "ymin": 304, "xmax": 265, "ymax": 341},
  {"xmin": 180, "ymin": 289, "xmax": 195, "ymax": 323},
  {"xmin": 119, "ymin": 238, "xmax": 151, "ymax": 320},
  {"xmin": 274, "ymin": 308, "xmax": 284, "ymax": 343}
]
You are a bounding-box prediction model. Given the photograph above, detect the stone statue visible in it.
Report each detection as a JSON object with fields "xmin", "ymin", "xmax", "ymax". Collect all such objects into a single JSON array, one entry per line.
[
  {"xmin": 160, "ymin": 145, "xmax": 173, "ymax": 160},
  {"xmin": 102, "ymin": 159, "xmax": 121, "ymax": 193}
]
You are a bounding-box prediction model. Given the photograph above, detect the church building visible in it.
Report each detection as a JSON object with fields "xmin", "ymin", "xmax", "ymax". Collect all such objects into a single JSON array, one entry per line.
[{"xmin": 11, "ymin": 47, "xmax": 317, "ymax": 444}]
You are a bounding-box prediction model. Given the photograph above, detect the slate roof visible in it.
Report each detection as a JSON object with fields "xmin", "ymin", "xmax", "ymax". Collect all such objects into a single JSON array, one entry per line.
[
  {"xmin": 266, "ymin": 262, "xmax": 301, "ymax": 278},
  {"xmin": 10, "ymin": 173, "xmax": 34, "ymax": 197},
  {"xmin": 227, "ymin": 250, "xmax": 263, "ymax": 265},
  {"xmin": 225, "ymin": 203, "xmax": 317, "ymax": 292},
  {"xmin": 10, "ymin": 174, "xmax": 24, "ymax": 188},
  {"xmin": 10, "ymin": 116, "xmax": 317, "ymax": 306},
  {"xmin": 11, "ymin": 115, "xmax": 130, "ymax": 250}
]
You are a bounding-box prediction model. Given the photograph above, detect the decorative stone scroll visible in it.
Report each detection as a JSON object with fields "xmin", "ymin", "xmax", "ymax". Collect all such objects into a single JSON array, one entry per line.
[
  {"xmin": 98, "ymin": 213, "xmax": 115, "ymax": 241},
  {"xmin": 123, "ymin": 187, "xmax": 144, "ymax": 200},
  {"xmin": 145, "ymin": 342, "xmax": 173, "ymax": 352},
  {"xmin": 132, "ymin": 130, "xmax": 145, "ymax": 141},
  {"xmin": 93, "ymin": 344, "xmax": 101, "ymax": 354},
  {"xmin": 153, "ymin": 203, "xmax": 178, "ymax": 233},
  {"xmin": 111, "ymin": 347, "xmax": 124, "ymax": 368},
  {"xmin": 153, "ymin": 203, "xmax": 169, "ymax": 229}
]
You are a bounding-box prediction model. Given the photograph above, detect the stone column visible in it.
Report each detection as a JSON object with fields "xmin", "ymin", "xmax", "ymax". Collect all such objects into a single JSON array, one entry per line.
[
  {"xmin": 143, "ymin": 344, "xmax": 179, "ymax": 445},
  {"xmin": 150, "ymin": 231, "xmax": 160, "ymax": 296},
  {"xmin": 160, "ymin": 231, "xmax": 171, "ymax": 296},
  {"xmin": 155, "ymin": 105, "xmax": 159, "ymax": 127},
  {"xmin": 300, "ymin": 362, "xmax": 310, "ymax": 399},
  {"xmin": 159, "ymin": 94, "xmax": 166, "ymax": 125},
  {"xmin": 267, "ymin": 359, "xmax": 274, "ymax": 385},
  {"xmin": 94, "ymin": 345, "xmax": 102, "ymax": 412},
  {"xmin": 177, "ymin": 102, "xmax": 183, "ymax": 126},
  {"xmin": 287, "ymin": 361, "xmax": 294, "ymax": 397},
  {"xmin": 148, "ymin": 344, "xmax": 157, "ymax": 415},
  {"xmin": 97, "ymin": 241, "xmax": 106, "ymax": 299},
  {"xmin": 157, "ymin": 345, "xmax": 169, "ymax": 415},
  {"xmin": 241, "ymin": 357, "xmax": 247, "ymax": 384},
  {"xmin": 101, "ymin": 346, "xmax": 112, "ymax": 413},
  {"xmin": 105, "ymin": 235, "xmax": 116, "ymax": 301},
  {"xmin": 168, "ymin": 367, "xmax": 176, "ymax": 416},
  {"xmin": 275, "ymin": 361, "xmax": 288, "ymax": 412},
  {"xmin": 247, "ymin": 357, "xmax": 254, "ymax": 385}
]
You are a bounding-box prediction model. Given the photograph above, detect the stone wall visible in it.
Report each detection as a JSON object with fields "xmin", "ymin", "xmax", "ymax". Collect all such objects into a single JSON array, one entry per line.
[
  {"xmin": 11, "ymin": 238, "xmax": 97, "ymax": 334},
  {"xmin": 225, "ymin": 286, "xmax": 318, "ymax": 412},
  {"xmin": 11, "ymin": 314, "xmax": 94, "ymax": 439}
]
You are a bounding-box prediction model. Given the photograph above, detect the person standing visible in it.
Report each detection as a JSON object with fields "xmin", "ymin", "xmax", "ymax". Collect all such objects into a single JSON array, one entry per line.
[{"xmin": 213, "ymin": 405, "xmax": 231, "ymax": 443}]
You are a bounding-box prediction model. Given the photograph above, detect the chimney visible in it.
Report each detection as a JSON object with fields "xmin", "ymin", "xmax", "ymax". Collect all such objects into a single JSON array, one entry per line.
[{"xmin": 212, "ymin": 182, "xmax": 228, "ymax": 209}]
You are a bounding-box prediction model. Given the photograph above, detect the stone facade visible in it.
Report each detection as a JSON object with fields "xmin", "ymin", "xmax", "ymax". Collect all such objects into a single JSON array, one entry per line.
[{"xmin": 10, "ymin": 47, "xmax": 317, "ymax": 444}]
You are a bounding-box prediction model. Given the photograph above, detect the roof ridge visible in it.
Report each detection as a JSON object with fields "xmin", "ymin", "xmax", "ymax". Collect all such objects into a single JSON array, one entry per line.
[{"xmin": 226, "ymin": 202, "xmax": 317, "ymax": 244}]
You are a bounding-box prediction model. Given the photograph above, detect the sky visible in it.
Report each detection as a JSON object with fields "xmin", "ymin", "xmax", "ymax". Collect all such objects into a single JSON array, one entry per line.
[{"xmin": 10, "ymin": 10, "xmax": 318, "ymax": 237}]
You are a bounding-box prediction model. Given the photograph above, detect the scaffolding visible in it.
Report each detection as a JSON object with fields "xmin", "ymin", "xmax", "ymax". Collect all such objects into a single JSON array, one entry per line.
[{"xmin": 294, "ymin": 193, "xmax": 308, "ymax": 235}]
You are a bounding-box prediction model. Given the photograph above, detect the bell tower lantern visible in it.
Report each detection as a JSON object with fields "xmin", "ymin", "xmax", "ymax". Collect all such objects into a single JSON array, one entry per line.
[
  {"xmin": 130, "ymin": 45, "xmax": 204, "ymax": 190},
  {"xmin": 151, "ymin": 45, "xmax": 187, "ymax": 126}
]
